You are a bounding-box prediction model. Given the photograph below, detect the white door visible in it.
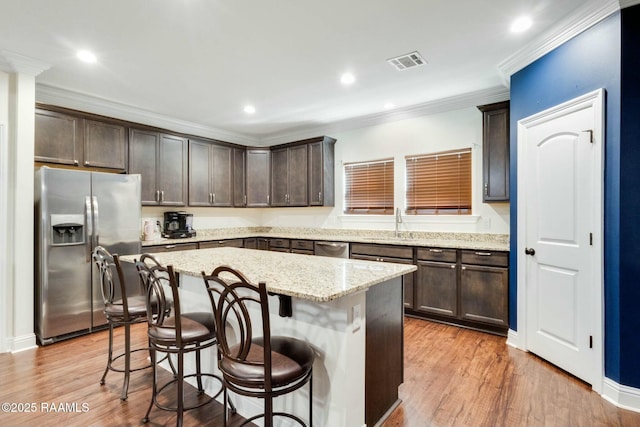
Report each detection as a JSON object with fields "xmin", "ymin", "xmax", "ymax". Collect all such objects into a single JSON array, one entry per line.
[{"xmin": 517, "ymin": 89, "xmax": 603, "ymax": 389}]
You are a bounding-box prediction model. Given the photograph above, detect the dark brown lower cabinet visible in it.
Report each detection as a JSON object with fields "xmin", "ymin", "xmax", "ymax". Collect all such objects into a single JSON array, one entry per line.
[
  {"xmin": 144, "ymin": 242, "xmax": 198, "ymax": 253},
  {"xmin": 415, "ymin": 260, "xmax": 458, "ymax": 317},
  {"xmin": 198, "ymin": 239, "xmax": 243, "ymax": 249},
  {"xmin": 460, "ymin": 264, "xmax": 509, "ymax": 327}
]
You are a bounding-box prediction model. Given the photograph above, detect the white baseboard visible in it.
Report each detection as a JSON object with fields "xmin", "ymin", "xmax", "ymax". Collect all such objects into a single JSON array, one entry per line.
[
  {"xmin": 10, "ymin": 333, "xmax": 37, "ymax": 353},
  {"xmin": 602, "ymin": 377, "xmax": 640, "ymax": 413},
  {"xmin": 506, "ymin": 328, "xmax": 520, "ymax": 349}
]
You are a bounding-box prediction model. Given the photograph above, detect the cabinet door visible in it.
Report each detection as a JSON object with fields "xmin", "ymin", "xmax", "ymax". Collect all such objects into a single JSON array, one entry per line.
[
  {"xmin": 287, "ymin": 144, "xmax": 308, "ymax": 206},
  {"xmin": 34, "ymin": 109, "xmax": 82, "ymax": 166},
  {"xmin": 188, "ymin": 140, "xmax": 212, "ymax": 206},
  {"xmin": 270, "ymin": 147, "xmax": 288, "ymax": 206},
  {"xmin": 415, "ymin": 260, "xmax": 458, "ymax": 317},
  {"xmin": 246, "ymin": 149, "xmax": 271, "ymax": 207},
  {"xmin": 308, "ymin": 141, "xmax": 324, "ymax": 205},
  {"xmin": 129, "ymin": 129, "xmax": 159, "ymax": 205},
  {"xmin": 233, "ymin": 148, "xmax": 246, "ymax": 207},
  {"xmin": 211, "ymin": 144, "xmax": 233, "ymax": 206},
  {"xmin": 460, "ymin": 264, "xmax": 508, "ymax": 327},
  {"xmin": 84, "ymin": 120, "xmax": 126, "ymax": 170},
  {"xmin": 158, "ymin": 134, "xmax": 187, "ymax": 206},
  {"xmin": 479, "ymin": 101, "xmax": 509, "ymax": 202}
]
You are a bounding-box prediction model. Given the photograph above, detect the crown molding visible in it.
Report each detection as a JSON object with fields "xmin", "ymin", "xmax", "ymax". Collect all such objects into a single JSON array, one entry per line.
[
  {"xmin": 259, "ymin": 86, "xmax": 510, "ymax": 145},
  {"xmin": 497, "ymin": 0, "xmax": 621, "ymax": 86},
  {"xmin": 0, "ymin": 50, "xmax": 50, "ymax": 76},
  {"xmin": 36, "ymin": 82, "xmax": 509, "ymax": 147},
  {"xmin": 620, "ymin": 0, "xmax": 640, "ymax": 8},
  {"xmin": 35, "ymin": 83, "xmax": 259, "ymax": 145}
]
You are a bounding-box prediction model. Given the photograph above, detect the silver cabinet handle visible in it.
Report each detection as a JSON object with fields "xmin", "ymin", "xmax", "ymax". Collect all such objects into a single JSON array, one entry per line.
[
  {"xmin": 164, "ymin": 245, "xmax": 176, "ymax": 249},
  {"xmin": 318, "ymin": 191, "xmax": 322, "ymax": 202},
  {"xmin": 160, "ymin": 190, "xmax": 164, "ymax": 202},
  {"xmin": 244, "ymin": 195, "xmax": 247, "ymax": 206},
  {"xmin": 484, "ymin": 183, "xmax": 488, "ymax": 195},
  {"xmin": 73, "ymin": 159, "xmax": 79, "ymax": 166},
  {"xmin": 267, "ymin": 194, "xmax": 270, "ymax": 204},
  {"xmin": 461, "ymin": 266, "xmax": 466, "ymax": 270},
  {"xmin": 84, "ymin": 161, "xmax": 90, "ymax": 166},
  {"xmin": 156, "ymin": 190, "xmax": 160, "ymax": 202},
  {"xmin": 429, "ymin": 249, "xmax": 443, "ymax": 253},
  {"xmin": 475, "ymin": 252, "xmax": 492, "ymax": 256},
  {"xmin": 212, "ymin": 193, "xmax": 216, "ymax": 204}
]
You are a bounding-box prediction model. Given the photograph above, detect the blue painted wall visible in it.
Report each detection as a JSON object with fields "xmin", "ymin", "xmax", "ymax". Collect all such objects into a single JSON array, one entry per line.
[
  {"xmin": 618, "ymin": 5, "xmax": 640, "ymax": 387},
  {"xmin": 509, "ymin": 12, "xmax": 625, "ymax": 382}
]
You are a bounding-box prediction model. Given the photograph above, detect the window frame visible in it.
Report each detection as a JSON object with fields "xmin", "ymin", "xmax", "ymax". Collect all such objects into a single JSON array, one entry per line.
[
  {"xmin": 343, "ymin": 157, "xmax": 395, "ymax": 215},
  {"xmin": 405, "ymin": 148, "xmax": 472, "ymax": 215}
]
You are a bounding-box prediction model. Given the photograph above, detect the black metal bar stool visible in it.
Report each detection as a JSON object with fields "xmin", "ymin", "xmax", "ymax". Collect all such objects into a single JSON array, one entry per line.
[
  {"xmin": 135, "ymin": 254, "xmax": 226, "ymax": 427},
  {"xmin": 92, "ymin": 246, "xmax": 152, "ymax": 401},
  {"xmin": 202, "ymin": 265, "xmax": 315, "ymax": 427}
]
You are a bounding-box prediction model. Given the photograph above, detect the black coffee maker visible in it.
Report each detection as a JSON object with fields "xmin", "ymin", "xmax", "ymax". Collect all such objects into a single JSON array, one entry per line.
[{"xmin": 162, "ymin": 211, "xmax": 196, "ymax": 239}]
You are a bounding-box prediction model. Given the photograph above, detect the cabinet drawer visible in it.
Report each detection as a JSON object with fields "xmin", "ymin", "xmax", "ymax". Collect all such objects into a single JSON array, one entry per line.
[
  {"xmin": 460, "ymin": 250, "xmax": 508, "ymax": 267},
  {"xmin": 417, "ymin": 248, "xmax": 457, "ymax": 263},
  {"xmin": 269, "ymin": 238, "xmax": 290, "ymax": 249},
  {"xmin": 199, "ymin": 239, "xmax": 243, "ymax": 249},
  {"xmin": 144, "ymin": 242, "xmax": 198, "ymax": 253},
  {"xmin": 350, "ymin": 243, "xmax": 413, "ymax": 260},
  {"xmin": 291, "ymin": 239, "xmax": 314, "ymax": 250}
]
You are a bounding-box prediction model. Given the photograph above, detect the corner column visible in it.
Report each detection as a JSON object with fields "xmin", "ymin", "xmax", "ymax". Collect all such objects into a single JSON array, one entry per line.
[{"xmin": 0, "ymin": 50, "xmax": 50, "ymax": 352}]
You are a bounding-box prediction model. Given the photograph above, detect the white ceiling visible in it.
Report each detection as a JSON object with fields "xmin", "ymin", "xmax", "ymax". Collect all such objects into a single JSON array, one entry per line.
[{"xmin": 0, "ymin": 0, "xmax": 627, "ymax": 145}]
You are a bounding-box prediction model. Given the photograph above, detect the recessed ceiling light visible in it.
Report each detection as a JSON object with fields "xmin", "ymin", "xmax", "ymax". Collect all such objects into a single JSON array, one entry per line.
[
  {"xmin": 77, "ymin": 50, "xmax": 97, "ymax": 63},
  {"xmin": 384, "ymin": 102, "xmax": 395, "ymax": 110},
  {"xmin": 243, "ymin": 105, "xmax": 256, "ymax": 114},
  {"xmin": 511, "ymin": 16, "xmax": 533, "ymax": 33},
  {"xmin": 340, "ymin": 73, "xmax": 356, "ymax": 86}
]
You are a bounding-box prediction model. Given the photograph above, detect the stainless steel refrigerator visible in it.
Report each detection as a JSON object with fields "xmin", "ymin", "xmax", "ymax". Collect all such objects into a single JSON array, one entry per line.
[{"xmin": 34, "ymin": 166, "xmax": 142, "ymax": 345}]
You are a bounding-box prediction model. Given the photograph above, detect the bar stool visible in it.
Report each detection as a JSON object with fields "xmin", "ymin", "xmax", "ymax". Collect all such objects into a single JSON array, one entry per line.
[
  {"xmin": 92, "ymin": 246, "xmax": 152, "ymax": 401},
  {"xmin": 135, "ymin": 254, "xmax": 225, "ymax": 427},
  {"xmin": 202, "ymin": 265, "xmax": 315, "ymax": 427}
]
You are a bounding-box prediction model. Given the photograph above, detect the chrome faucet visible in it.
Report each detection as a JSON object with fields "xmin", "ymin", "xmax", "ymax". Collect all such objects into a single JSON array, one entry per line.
[{"xmin": 395, "ymin": 207, "xmax": 402, "ymax": 237}]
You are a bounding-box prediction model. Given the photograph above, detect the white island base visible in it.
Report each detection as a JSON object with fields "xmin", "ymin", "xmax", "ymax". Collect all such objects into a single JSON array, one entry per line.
[{"xmin": 176, "ymin": 274, "xmax": 403, "ymax": 427}]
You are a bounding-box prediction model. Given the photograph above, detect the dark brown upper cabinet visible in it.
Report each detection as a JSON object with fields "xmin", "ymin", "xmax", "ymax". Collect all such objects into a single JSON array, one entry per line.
[
  {"xmin": 35, "ymin": 107, "xmax": 127, "ymax": 171},
  {"xmin": 233, "ymin": 148, "xmax": 246, "ymax": 207},
  {"xmin": 271, "ymin": 144, "xmax": 308, "ymax": 206},
  {"xmin": 308, "ymin": 136, "xmax": 336, "ymax": 206},
  {"xmin": 245, "ymin": 148, "xmax": 271, "ymax": 207},
  {"xmin": 477, "ymin": 101, "xmax": 510, "ymax": 202},
  {"xmin": 188, "ymin": 139, "xmax": 233, "ymax": 207},
  {"xmin": 129, "ymin": 129, "xmax": 187, "ymax": 206}
]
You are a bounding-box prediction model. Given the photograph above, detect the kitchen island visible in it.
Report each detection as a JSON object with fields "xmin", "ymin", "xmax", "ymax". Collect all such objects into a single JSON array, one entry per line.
[{"xmin": 121, "ymin": 247, "xmax": 416, "ymax": 427}]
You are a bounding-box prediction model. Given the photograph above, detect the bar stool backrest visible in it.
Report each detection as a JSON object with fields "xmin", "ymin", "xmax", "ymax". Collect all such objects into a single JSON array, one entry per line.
[{"xmin": 203, "ymin": 265, "xmax": 274, "ymax": 392}]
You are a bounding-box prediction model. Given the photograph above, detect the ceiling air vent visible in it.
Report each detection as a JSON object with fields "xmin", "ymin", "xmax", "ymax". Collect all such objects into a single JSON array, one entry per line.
[{"xmin": 387, "ymin": 51, "xmax": 427, "ymax": 71}]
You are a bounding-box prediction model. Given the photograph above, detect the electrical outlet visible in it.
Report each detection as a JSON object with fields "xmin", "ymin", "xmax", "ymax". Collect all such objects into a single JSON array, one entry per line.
[{"xmin": 352, "ymin": 304, "xmax": 361, "ymax": 332}]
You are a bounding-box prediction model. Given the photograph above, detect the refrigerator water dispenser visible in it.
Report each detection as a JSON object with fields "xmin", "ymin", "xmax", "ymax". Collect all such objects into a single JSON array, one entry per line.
[{"xmin": 51, "ymin": 214, "xmax": 85, "ymax": 245}]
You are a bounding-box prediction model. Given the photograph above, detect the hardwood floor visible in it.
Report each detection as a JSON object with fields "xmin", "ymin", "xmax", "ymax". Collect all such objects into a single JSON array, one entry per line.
[
  {"xmin": 383, "ymin": 317, "xmax": 640, "ymax": 427},
  {"xmin": 1, "ymin": 317, "xmax": 639, "ymax": 426},
  {"xmin": 0, "ymin": 324, "xmax": 248, "ymax": 427}
]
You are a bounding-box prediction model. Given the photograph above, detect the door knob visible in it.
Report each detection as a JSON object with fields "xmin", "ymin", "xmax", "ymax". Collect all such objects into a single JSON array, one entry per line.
[{"xmin": 525, "ymin": 247, "xmax": 536, "ymax": 256}]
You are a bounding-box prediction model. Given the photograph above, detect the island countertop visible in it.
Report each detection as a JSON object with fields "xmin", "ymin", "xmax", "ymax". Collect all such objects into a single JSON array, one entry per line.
[{"xmin": 120, "ymin": 247, "xmax": 416, "ymax": 303}]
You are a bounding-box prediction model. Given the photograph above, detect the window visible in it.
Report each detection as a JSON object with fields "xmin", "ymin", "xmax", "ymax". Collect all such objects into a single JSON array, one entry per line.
[
  {"xmin": 405, "ymin": 148, "xmax": 471, "ymax": 215},
  {"xmin": 344, "ymin": 158, "xmax": 394, "ymax": 214}
]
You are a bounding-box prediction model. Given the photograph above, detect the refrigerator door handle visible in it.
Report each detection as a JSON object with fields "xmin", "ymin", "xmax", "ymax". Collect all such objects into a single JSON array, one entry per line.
[
  {"xmin": 92, "ymin": 196, "xmax": 100, "ymax": 248},
  {"xmin": 85, "ymin": 196, "xmax": 93, "ymax": 262}
]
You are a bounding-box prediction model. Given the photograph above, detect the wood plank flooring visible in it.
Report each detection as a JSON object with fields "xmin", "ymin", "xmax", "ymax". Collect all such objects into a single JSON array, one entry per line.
[
  {"xmin": 1, "ymin": 317, "xmax": 639, "ymax": 426},
  {"xmin": 383, "ymin": 317, "xmax": 640, "ymax": 427}
]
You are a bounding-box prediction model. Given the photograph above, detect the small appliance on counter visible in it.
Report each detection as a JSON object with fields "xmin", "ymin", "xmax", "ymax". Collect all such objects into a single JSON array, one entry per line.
[{"xmin": 162, "ymin": 211, "xmax": 196, "ymax": 239}]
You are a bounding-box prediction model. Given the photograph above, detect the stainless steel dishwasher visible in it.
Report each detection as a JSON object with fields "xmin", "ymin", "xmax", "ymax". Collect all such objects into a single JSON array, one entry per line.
[{"xmin": 314, "ymin": 241, "xmax": 350, "ymax": 258}]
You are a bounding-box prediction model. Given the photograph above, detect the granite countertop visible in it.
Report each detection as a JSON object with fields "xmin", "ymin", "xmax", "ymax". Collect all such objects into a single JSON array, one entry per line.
[
  {"xmin": 120, "ymin": 247, "xmax": 416, "ymax": 303},
  {"xmin": 141, "ymin": 226, "xmax": 510, "ymax": 251}
]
